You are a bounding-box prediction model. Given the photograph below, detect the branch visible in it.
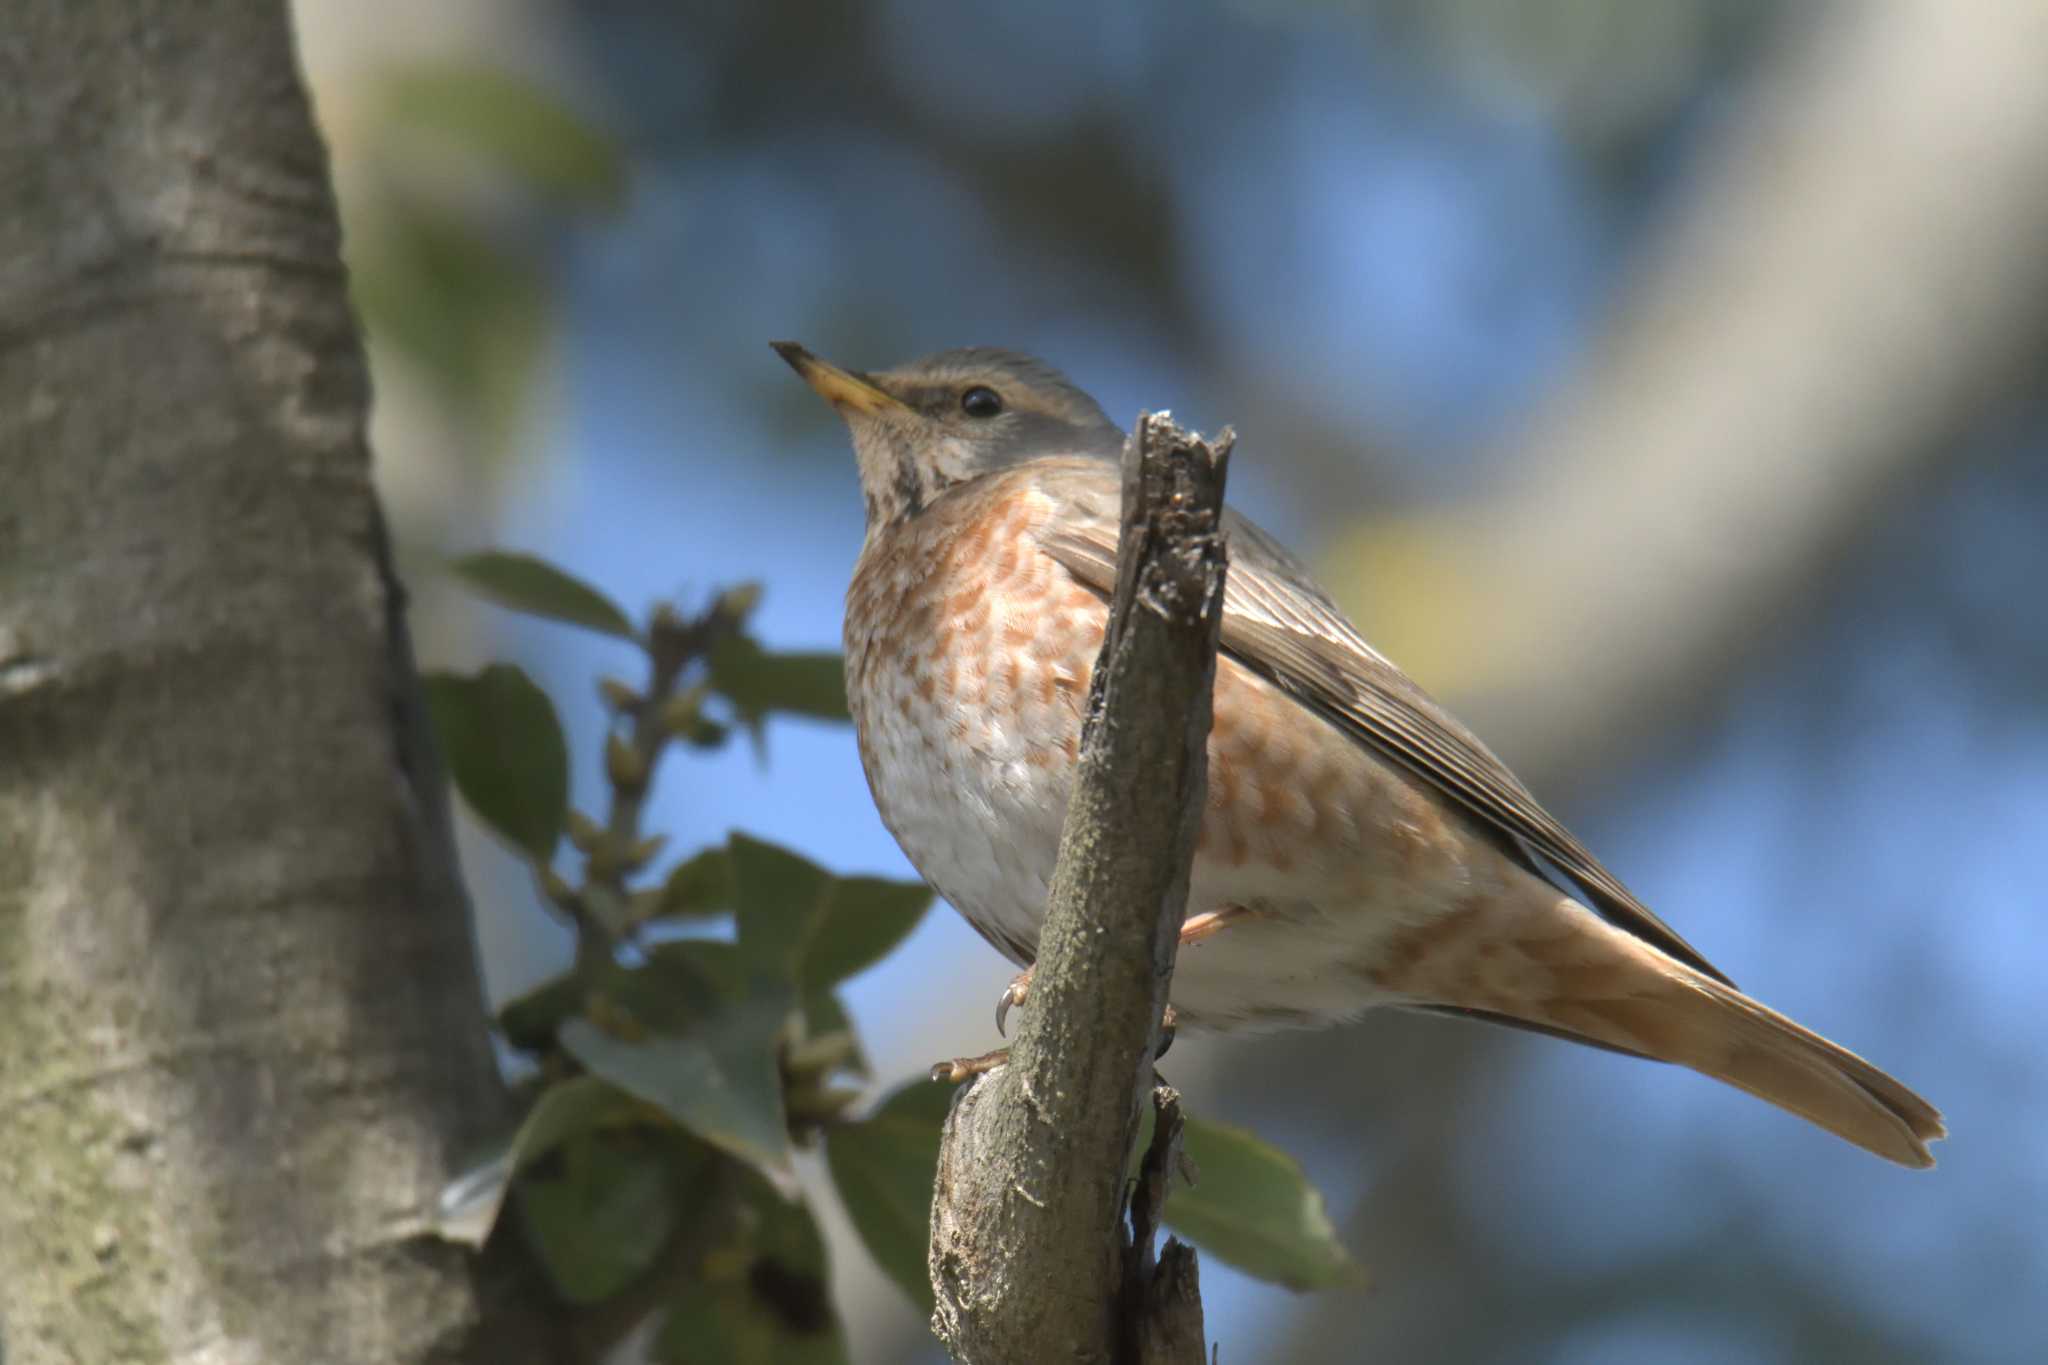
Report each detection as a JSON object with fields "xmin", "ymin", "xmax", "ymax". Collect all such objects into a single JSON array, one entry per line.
[
  {"xmin": 558, "ymin": 593, "xmax": 746, "ymax": 978},
  {"xmin": 928, "ymin": 414, "xmax": 1231, "ymax": 1363},
  {"xmin": 1370, "ymin": 1, "xmax": 2048, "ymax": 793}
]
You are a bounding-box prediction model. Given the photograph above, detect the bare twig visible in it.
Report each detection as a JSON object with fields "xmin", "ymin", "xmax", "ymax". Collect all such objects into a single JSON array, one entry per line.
[
  {"xmin": 928, "ymin": 414, "xmax": 1231, "ymax": 1363},
  {"xmin": 1123, "ymin": 1083, "xmax": 1206, "ymax": 1365}
]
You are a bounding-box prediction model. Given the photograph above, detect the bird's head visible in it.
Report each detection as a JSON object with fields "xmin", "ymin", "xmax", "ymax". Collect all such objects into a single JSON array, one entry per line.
[{"xmin": 772, "ymin": 342, "xmax": 1124, "ymax": 527}]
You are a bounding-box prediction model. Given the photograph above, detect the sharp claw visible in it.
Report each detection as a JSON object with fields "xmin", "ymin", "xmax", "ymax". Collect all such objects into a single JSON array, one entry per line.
[
  {"xmin": 1155, "ymin": 1004, "xmax": 1179, "ymax": 1060},
  {"xmin": 995, "ymin": 969, "xmax": 1032, "ymax": 1038}
]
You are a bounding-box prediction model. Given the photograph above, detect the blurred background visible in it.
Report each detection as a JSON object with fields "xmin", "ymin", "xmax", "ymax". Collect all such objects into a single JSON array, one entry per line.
[{"xmin": 294, "ymin": 2, "xmax": 2047, "ymax": 1360}]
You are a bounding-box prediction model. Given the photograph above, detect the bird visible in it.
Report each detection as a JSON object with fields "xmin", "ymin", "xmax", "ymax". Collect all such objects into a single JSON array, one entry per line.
[{"xmin": 772, "ymin": 340, "xmax": 1945, "ymax": 1168}]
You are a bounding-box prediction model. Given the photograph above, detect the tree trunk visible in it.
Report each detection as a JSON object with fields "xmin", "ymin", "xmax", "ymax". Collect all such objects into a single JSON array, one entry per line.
[{"xmin": 0, "ymin": 4, "xmax": 554, "ymax": 1360}]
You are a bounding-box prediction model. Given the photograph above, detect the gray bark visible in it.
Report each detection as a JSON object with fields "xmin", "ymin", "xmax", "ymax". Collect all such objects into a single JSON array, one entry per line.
[
  {"xmin": 0, "ymin": 4, "xmax": 554, "ymax": 1361},
  {"xmin": 929, "ymin": 415, "xmax": 1229, "ymax": 1364}
]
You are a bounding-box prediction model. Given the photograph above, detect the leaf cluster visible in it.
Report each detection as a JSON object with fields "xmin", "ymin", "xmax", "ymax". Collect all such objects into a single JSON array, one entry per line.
[{"xmin": 425, "ymin": 551, "xmax": 1361, "ymax": 1359}]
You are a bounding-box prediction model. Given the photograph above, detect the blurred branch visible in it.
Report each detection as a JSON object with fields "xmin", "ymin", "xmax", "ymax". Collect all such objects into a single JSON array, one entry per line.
[
  {"xmin": 1362, "ymin": 1, "xmax": 2048, "ymax": 792},
  {"xmin": 928, "ymin": 416, "xmax": 1230, "ymax": 1364},
  {"xmin": 1276, "ymin": 6, "xmax": 2048, "ymax": 1359}
]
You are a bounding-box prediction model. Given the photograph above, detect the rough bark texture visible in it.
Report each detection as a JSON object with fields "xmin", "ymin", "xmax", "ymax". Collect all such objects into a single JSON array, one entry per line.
[
  {"xmin": 0, "ymin": 4, "xmax": 555, "ymax": 1361},
  {"xmin": 929, "ymin": 415, "xmax": 1229, "ymax": 1363}
]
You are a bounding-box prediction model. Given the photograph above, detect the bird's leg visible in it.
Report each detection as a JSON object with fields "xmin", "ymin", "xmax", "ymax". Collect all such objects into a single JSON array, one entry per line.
[
  {"xmin": 935, "ymin": 907, "xmax": 1253, "ymax": 1082},
  {"xmin": 993, "ymin": 905, "xmax": 1253, "ymax": 1035},
  {"xmin": 929, "ymin": 1008, "xmax": 1182, "ymax": 1085},
  {"xmin": 930, "ymin": 1047, "xmax": 1013, "ymax": 1084},
  {"xmin": 928, "ymin": 967, "xmax": 1034, "ymax": 1083},
  {"xmin": 1177, "ymin": 904, "xmax": 1253, "ymax": 947}
]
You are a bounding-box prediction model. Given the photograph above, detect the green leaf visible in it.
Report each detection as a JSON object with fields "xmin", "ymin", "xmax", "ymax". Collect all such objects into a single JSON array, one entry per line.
[
  {"xmin": 642, "ymin": 938, "xmax": 746, "ymax": 1004},
  {"xmin": 658, "ymin": 846, "xmax": 736, "ymax": 921},
  {"xmin": 508, "ymin": 1075, "xmax": 652, "ymax": 1170},
  {"xmin": 496, "ymin": 972, "xmax": 581, "ymax": 1051},
  {"xmin": 516, "ymin": 1131, "xmax": 675, "ymax": 1304},
  {"xmin": 802, "ymin": 876, "xmax": 934, "ymax": 989},
  {"xmin": 1162, "ymin": 1115, "xmax": 1367, "ymax": 1292},
  {"xmin": 729, "ymin": 834, "xmax": 934, "ymax": 990},
  {"xmin": 709, "ymin": 637, "xmax": 851, "ymax": 727},
  {"xmin": 821, "ymin": 1079, "xmax": 954, "ymax": 1311},
  {"xmin": 655, "ymin": 1173, "xmax": 848, "ymax": 1365},
  {"xmin": 449, "ymin": 551, "xmax": 637, "ymax": 640},
  {"xmin": 729, "ymin": 835, "xmax": 834, "ymax": 983},
  {"xmin": 431, "ymin": 1074, "xmax": 651, "ymax": 1248},
  {"xmin": 680, "ymin": 716, "xmax": 732, "ymax": 751},
  {"xmin": 379, "ymin": 64, "xmax": 628, "ymax": 210},
  {"xmin": 560, "ymin": 977, "xmax": 795, "ymax": 1187},
  {"xmin": 424, "ymin": 664, "xmax": 568, "ymax": 859}
]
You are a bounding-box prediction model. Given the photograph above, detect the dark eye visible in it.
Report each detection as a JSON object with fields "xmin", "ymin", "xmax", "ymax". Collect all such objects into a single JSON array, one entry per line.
[{"xmin": 960, "ymin": 385, "xmax": 1003, "ymax": 419}]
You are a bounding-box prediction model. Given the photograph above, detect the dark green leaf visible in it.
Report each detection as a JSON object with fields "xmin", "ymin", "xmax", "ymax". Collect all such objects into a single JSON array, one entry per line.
[
  {"xmin": 449, "ymin": 551, "xmax": 637, "ymax": 640},
  {"xmin": 433, "ymin": 1075, "xmax": 653, "ymax": 1249},
  {"xmin": 658, "ymin": 846, "xmax": 736, "ymax": 921},
  {"xmin": 709, "ymin": 637, "xmax": 850, "ymax": 726},
  {"xmin": 1162, "ymin": 1115, "xmax": 1367, "ymax": 1291},
  {"xmin": 681, "ymin": 715, "xmax": 731, "ymax": 750},
  {"xmin": 379, "ymin": 64, "xmax": 627, "ymax": 210},
  {"xmin": 560, "ymin": 978, "xmax": 795, "ymax": 1186},
  {"xmin": 802, "ymin": 877, "xmax": 934, "ymax": 989},
  {"xmin": 655, "ymin": 1173, "xmax": 848, "ymax": 1364},
  {"xmin": 424, "ymin": 665, "xmax": 568, "ymax": 859},
  {"xmin": 508, "ymin": 1075, "xmax": 651, "ymax": 1170},
  {"xmin": 516, "ymin": 1132, "xmax": 674, "ymax": 1303},
  {"xmin": 821, "ymin": 1079, "xmax": 954, "ymax": 1311},
  {"xmin": 496, "ymin": 972, "xmax": 580, "ymax": 1051},
  {"xmin": 729, "ymin": 834, "xmax": 934, "ymax": 990},
  {"xmin": 729, "ymin": 834, "xmax": 835, "ymax": 984},
  {"xmin": 642, "ymin": 938, "xmax": 746, "ymax": 1005}
]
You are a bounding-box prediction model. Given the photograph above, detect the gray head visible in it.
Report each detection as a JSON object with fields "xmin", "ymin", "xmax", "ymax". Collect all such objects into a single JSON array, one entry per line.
[{"xmin": 773, "ymin": 342, "xmax": 1125, "ymax": 526}]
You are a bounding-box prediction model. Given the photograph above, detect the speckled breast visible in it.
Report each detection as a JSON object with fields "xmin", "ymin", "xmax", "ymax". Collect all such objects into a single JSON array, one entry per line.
[
  {"xmin": 843, "ymin": 468, "xmax": 1100, "ymax": 966},
  {"xmin": 843, "ymin": 461, "xmax": 1504, "ymax": 1029}
]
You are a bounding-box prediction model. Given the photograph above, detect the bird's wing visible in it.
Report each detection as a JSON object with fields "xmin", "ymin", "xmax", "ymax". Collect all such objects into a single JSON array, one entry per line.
[{"xmin": 1032, "ymin": 462, "xmax": 1733, "ymax": 985}]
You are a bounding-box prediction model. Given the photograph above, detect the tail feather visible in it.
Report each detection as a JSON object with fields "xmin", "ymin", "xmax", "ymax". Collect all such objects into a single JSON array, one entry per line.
[
  {"xmin": 1405, "ymin": 897, "xmax": 1945, "ymax": 1167},
  {"xmin": 1638, "ymin": 978, "xmax": 1941, "ymax": 1170}
]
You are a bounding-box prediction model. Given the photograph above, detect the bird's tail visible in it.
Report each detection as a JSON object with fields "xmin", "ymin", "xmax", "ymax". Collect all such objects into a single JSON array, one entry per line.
[{"xmin": 1418, "ymin": 898, "xmax": 1945, "ymax": 1167}]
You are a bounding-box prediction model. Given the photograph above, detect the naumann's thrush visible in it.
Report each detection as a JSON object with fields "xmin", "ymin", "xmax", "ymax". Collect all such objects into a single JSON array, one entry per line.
[{"xmin": 774, "ymin": 341, "xmax": 1943, "ymax": 1168}]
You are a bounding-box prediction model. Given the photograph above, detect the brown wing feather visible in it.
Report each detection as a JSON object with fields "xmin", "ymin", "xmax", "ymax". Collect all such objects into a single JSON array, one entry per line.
[{"xmin": 1029, "ymin": 456, "xmax": 1733, "ymax": 986}]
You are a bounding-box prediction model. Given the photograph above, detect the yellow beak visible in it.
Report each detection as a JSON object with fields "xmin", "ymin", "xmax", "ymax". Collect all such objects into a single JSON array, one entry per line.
[{"xmin": 770, "ymin": 341, "xmax": 906, "ymax": 417}]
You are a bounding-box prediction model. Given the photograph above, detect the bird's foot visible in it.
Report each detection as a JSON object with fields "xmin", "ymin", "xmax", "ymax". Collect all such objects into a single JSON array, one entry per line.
[
  {"xmin": 1155, "ymin": 1004, "xmax": 1179, "ymax": 1060},
  {"xmin": 1179, "ymin": 904, "xmax": 1252, "ymax": 945},
  {"xmin": 991, "ymin": 907, "xmax": 1249, "ymax": 1037},
  {"xmin": 994, "ymin": 966, "xmax": 1034, "ymax": 1037},
  {"xmin": 931, "ymin": 1009, "xmax": 1176, "ymax": 1083},
  {"xmin": 930, "ymin": 1047, "xmax": 1011, "ymax": 1084}
]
